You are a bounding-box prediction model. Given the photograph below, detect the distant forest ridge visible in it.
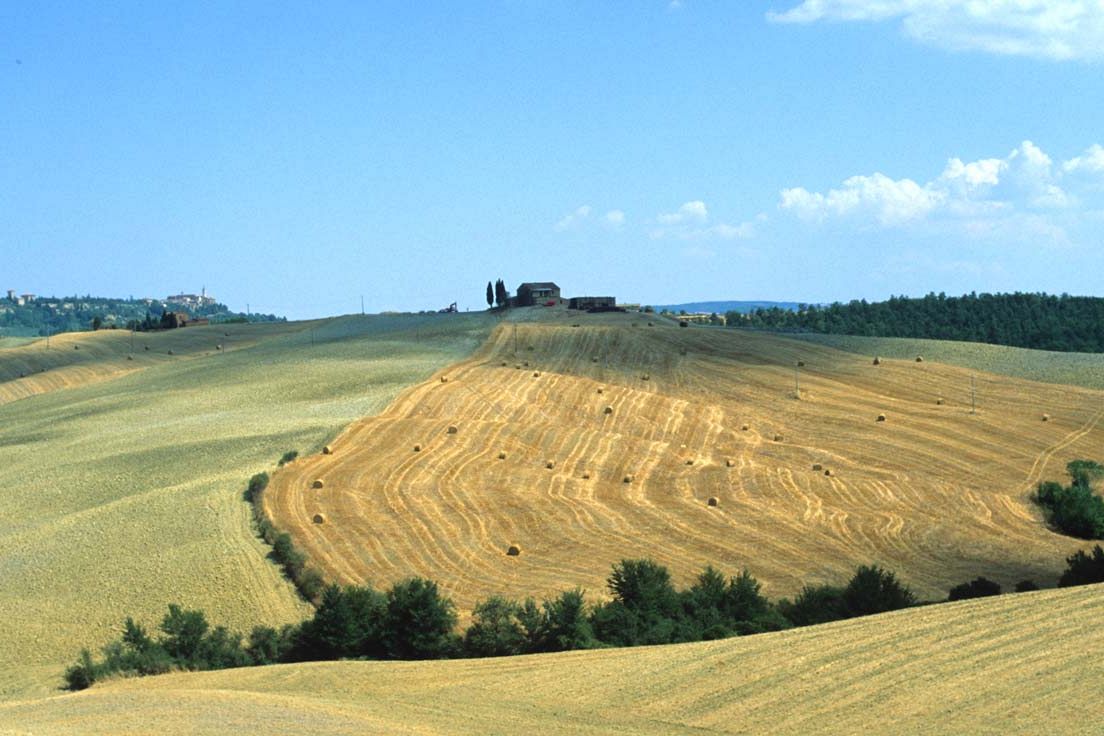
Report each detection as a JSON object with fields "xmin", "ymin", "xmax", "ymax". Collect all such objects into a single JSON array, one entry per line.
[
  {"xmin": 654, "ymin": 300, "xmax": 803, "ymax": 314},
  {"xmin": 731, "ymin": 292, "xmax": 1104, "ymax": 353},
  {"xmin": 0, "ymin": 295, "xmax": 283, "ymax": 338}
]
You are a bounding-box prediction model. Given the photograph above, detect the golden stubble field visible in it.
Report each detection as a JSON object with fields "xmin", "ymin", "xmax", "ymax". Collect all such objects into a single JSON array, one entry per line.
[
  {"xmin": 2, "ymin": 582, "xmax": 1100, "ymax": 735},
  {"xmin": 267, "ymin": 310, "xmax": 1104, "ymax": 611},
  {"xmin": 0, "ymin": 313, "xmax": 494, "ymax": 699}
]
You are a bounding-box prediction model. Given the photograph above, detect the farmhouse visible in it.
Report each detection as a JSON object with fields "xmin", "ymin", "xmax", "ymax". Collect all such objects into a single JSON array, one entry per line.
[{"xmin": 513, "ymin": 282, "xmax": 561, "ymax": 307}]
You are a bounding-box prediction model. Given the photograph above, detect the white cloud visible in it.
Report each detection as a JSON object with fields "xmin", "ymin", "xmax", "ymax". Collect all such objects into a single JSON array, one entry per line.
[
  {"xmin": 652, "ymin": 200, "xmax": 757, "ymax": 240},
  {"xmin": 657, "ymin": 200, "xmax": 709, "ymax": 225},
  {"xmin": 554, "ymin": 205, "xmax": 592, "ymax": 231},
  {"xmin": 604, "ymin": 209, "xmax": 626, "ymax": 228},
  {"xmin": 781, "ymin": 173, "xmax": 942, "ymax": 226},
  {"xmin": 1064, "ymin": 144, "xmax": 1104, "ymax": 174},
  {"xmin": 779, "ymin": 140, "xmax": 1099, "ymax": 238},
  {"xmin": 768, "ymin": 1, "xmax": 1104, "ymax": 61}
]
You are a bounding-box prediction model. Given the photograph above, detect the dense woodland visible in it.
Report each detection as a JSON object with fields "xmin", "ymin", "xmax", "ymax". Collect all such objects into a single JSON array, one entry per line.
[{"xmin": 728, "ymin": 293, "xmax": 1104, "ymax": 353}]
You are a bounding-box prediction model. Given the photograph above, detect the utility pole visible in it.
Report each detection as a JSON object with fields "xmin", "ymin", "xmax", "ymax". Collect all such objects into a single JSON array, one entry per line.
[{"xmin": 360, "ymin": 295, "xmax": 365, "ymax": 315}]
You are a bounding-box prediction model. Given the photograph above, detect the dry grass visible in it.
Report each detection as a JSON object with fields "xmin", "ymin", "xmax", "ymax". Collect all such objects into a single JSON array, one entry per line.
[
  {"xmin": 2, "ymin": 582, "xmax": 1100, "ymax": 735},
  {"xmin": 0, "ymin": 313, "xmax": 494, "ymax": 700},
  {"xmin": 265, "ymin": 314, "xmax": 1103, "ymax": 613}
]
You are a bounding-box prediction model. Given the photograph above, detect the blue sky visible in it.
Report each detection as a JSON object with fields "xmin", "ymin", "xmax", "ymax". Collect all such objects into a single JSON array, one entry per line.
[{"xmin": 2, "ymin": 1, "xmax": 1103, "ymax": 318}]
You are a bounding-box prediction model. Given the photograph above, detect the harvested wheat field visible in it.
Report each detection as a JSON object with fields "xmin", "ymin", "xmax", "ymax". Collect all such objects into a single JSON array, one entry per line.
[
  {"xmin": 3, "ymin": 582, "xmax": 1100, "ymax": 735},
  {"xmin": 267, "ymin": 311, "xmax": 1104, "ymax": 610},
  {"xmin": 0, "ymin": 313, "xmax": 493, "ymax": 699}
]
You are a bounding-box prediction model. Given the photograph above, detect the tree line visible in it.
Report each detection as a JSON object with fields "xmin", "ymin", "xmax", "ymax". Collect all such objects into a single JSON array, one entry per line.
[
  {"xmin": 728, "ymin": 292, "xmax": 1104, "ymax": 352},
  {"xmin": 64, "ymin": 547, "xmax": 1104, "ymax": 690}
]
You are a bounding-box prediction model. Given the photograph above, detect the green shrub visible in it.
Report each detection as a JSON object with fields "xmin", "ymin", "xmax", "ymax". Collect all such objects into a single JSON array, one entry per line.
[
  {"xmin": 464, "ymin": 596, "xmax": 527, "ymax": 657},
  {"xmin": 778, "ymin": 585, "xmax": 846, "ymax": 626},
  {"xmin": 1034, "ymin": 461, "xmax": 1104, "ymax": 539},
  {"xmin": 948, "ymin": 577, "xmax": 1002, "ymax": 601},
  {"xmin": 63, "ymin": 649, "xmax": 98, "ymax": 690},
  {"xmin": 277, "ymin": 450, "xmax": 299, "ymax": 467},
  {"xmin": 536, "ymin": 588, "xmax": 595, "ymax": 652},
  {"xmin": 383, "ymin": 578, "xmax": 459, "ymax": 660},
  {"xmin": 591, "ymin": 559, "xmax": 684, "ymax": 646},
  {"xmin": 245, "ymin": 472, "xmax": 269, "ymax": 502},
  {"xmin": 1014, "ymin": 580, "xmax": 1040, "ymax": 592},
  {"xmin": 842, "ymin": 565, "xmax": 917, "ymax": 616},
  {"xmin": 1058, "ymin": 545, "xmax": 1104, "ymax": 587}
]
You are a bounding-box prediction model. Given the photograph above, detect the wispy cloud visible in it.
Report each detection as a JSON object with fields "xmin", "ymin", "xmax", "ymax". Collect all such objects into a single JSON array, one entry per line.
[
  {"xmin": 554, "ymin": 205, "xmax": 593, "ymax": 231},
  {"xmin": 768, "ymin": 1, "xmax": 1104, "ymax": 61},
  {"xmin": 603, "ymin": 209, "xmax": 626, "ymax": 229},
  {"xmin": 651, "ymin": 200, "xmax": 758, "ymax": 241},
  {"xmin": 778, "ymin": 140, "xmax": 1103, "ymax": 245}
]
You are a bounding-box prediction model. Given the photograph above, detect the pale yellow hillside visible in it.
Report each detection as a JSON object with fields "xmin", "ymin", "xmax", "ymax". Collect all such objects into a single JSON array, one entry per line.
[{"xmin": 1, "ymin": 582, "xmax": 1100, "ymax": 735}]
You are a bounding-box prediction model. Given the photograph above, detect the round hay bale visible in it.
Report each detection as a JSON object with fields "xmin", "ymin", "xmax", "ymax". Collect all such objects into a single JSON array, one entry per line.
[
  {"xmin": 498, "ymin": 451, "xmax": 507, "ymax": 460},
  {"xmin": 597, "ymin": 387, "xmax": 604, "ymax": 394},
  {"xmin": 592, "ymin": 357, "xmax": 599, "ymax": 363},
  {"xmin": 641, "ymin": 374, "xmax": 650, "ymax": 381},
  {"xmin": 796, "ymin": 360, "xmax": 805, "ymax": 367},
  {"xmin": 648, "ymin": 322, "xmax": 654, "ymax": 327},
  {"xmin": 741, "ymin": 424, "xmax": 750, "ymax": 431},
  {"xmin": 773, "ymin": 434, "xmax": 783, "ymax": 442},
  {"xmin": 707, "ymin": 496, "xmax": 719, "ymax": 507},
  {"xmin": 167, "ymin": 349, "xmax": 174, "ymax": 355},
  {"xmin": 515, "ymin": 364, "xmax": 522, "ymax": 369},
  {"xmin": 322, "ymin": 445, "xmax": 333, "ymax": 455},
  {"xmin": 1042, "ymin": 413, "xmax": 1050, "ymax": 422},
  {"xmin": 603, "ymin": 405, "xmax": 613, "ymax": 415},
  {"xmin": 546, "ymin": 460, "xmax": 555, "ymax": 469},
  {"xmin": 144, "ymin": 345, "xmax": 149, "ymax": 351},
  {"xmin": 527, "ymin": 345, "xmax": 534, "ymax": 351},
  {"xmin": 73, "ymin": 345, "xmax": 79, "ymax": 350},
  {"xmin": 726, "ymin": 459, "xmax": 735, "ymax": 468},
  {"xmin": 506, "ymin": 544, "xmax": 522, "ymax": 556},
  {"xmin": 413, "ymin": 444, "xmax": 422, "ymax": 452},
  {"xmin": 685, "ymin": 459, "xmax": 694, "ymax": 465},
  {"xmin": 440, "ymin": 376, "xmax": 449, "ymax": 383},
  {"xmin": 915, "ymin": 356, "xmax": 924, "ymax": 362},
  {"xmin": 623, "ymin": 474, "xmax": 633, "ymax": 483},
  {"xmin": 876, "ymin": 414, "xmax": 886, "ymax": 422},
  {"xmin": 126, "ymin": 355, "xmax": 133, "ymax": 361},
  {"xmin": 533, "ymin": 371, "xmax": 540, "ymax": 378},
  {"xmin": 936, "ymin": 398, "xmax": 945, "ymax": 405},
  {"xmin": 679, "ymin": 320, "xmax": 689, "ymax": 328},
  {"xmin": 824, "ymin": 469, "xmax": 832, "ymax": 477},
  {"xmin": 523, "ymin": 361, "xmax": 530, "ymax": 367},
  {"xmin": 224, "ymin": 332, "xmax": 231, "ymax": 337},
  {"xmin": 872, "ymin": 356, "xmax": 881, "ymax": 365},
  {"xmin": 312, "ymin": 479, "xmax": 324, "ymax": 489},
  {"xmin": 812, "ymin": 463, "xmax": 823, "ymax": 471},
  {"xmin": 447, "ymin": 425, "xmax": 458, "ymax": 434},
  {"xmin": 312, "ymin": 513, "xmax": 325, "ymax": 524},
  {"xmin": 500, "ymin": 361, "xmax": 507, "ymax": 366},
  {"xmin": 582, "ymin": 471, "xmax": 591, "ymax": 479}
]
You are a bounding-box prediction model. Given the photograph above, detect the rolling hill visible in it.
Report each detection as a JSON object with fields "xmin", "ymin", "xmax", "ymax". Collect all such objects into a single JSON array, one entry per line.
[
  {"xmin": 2, "ymin": 581, "xmax": 1100, "ymax": 735},
  {"xmin": 266, "ymin": 308, "xmax": 1102, "ymax": 613},
  {"xmin": 0, "ymin": 313, "xmax": 495, "ymax": 699}
]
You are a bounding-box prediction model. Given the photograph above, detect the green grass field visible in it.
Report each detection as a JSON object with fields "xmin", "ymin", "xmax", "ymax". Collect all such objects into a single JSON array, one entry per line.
[
  {"xmin": 0, "ymin": 313, "xmax": 494, "ymax": 699},
  {"xmin": 788, "ymin": 332, "xmax": 1104, "ymax": 390}
]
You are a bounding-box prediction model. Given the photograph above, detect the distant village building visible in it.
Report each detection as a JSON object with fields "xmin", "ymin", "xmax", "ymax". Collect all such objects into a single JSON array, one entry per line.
[
  {"xmin": 6, "ymin": 290, "xmax": 15, "ymax": 301},
  {"xmin": 166, "ymin": 287, "xmax": 217, "ymax": 310},
  {"xmin": 513, "ymin": 282, "xmax": 561, "ymax": 307},
  {"xmin": 679, "ymin": 312, "xmax": 726, "ymax": 326}
]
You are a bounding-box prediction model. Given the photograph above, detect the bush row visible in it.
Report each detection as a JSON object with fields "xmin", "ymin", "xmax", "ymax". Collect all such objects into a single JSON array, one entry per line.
[{"xmin": 245, "ymin": 461, "xmax": 325, "ymax": 603}]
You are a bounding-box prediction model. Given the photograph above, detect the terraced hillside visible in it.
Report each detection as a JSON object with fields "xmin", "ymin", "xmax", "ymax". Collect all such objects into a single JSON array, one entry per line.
[
  {"xmin": 0, "ymin": 313, "xmax": 493, "ymax": 699},
  {"xmin": 3, "ymin": 582, "xmax": 1100, "ymax": 735},
  {"xmin": 268, "ymin": 310, "xmax": 1102, "ymax": 610}
]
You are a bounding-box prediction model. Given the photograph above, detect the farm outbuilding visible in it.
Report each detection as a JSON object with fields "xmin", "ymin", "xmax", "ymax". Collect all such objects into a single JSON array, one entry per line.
[{"xmin": 568, "ymin": 296, "xmax": 617, "ymax": 311}]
